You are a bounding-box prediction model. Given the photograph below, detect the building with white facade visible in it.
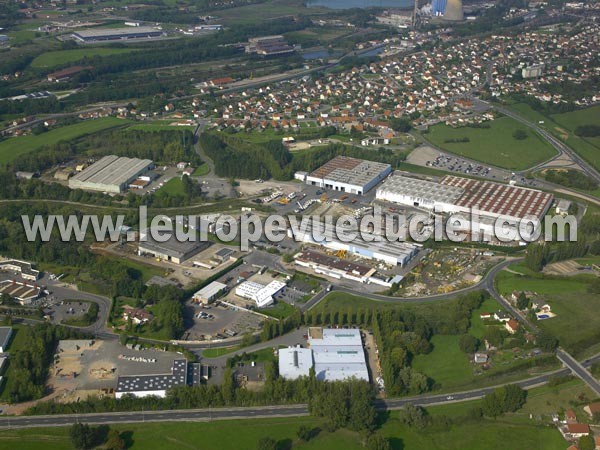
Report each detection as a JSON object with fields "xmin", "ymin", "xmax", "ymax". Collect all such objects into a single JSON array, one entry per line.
[
  {"xmin": 376, "ymin": 174, "xmax": 553, "ymax": 241},
  {"xmin": 300, "ymin": 156, "xmax": 392, "ymax": 195},
  {"xmin": 235, "ymin": 280, "xmax": 286, "ymax": 308},
  {"xmin": 192, "ymin": 281, "xmax": 228, "ymax": 304},
  {"xmin": 308, "ymin": 328, "xmax": 369, "ymax": 382},
  {"xmin": 278, "ymin": 347, "xmax": 313, "ymax": 380}
]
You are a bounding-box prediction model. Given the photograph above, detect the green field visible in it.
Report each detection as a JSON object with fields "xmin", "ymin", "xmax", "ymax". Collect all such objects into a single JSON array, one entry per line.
[
  {"xmin": 468, "ymin": 297, "xmax": 502, "ymax": 339},
  {"xmin": 412, "ymin": 335, "xmax": 473, "ymax": 389},
  {"xmin": 158, "ymin": 177, "xmax": 185, "ymax": 196},
  {"xmin": 425, "ymin": 116, "xmax": 557, "ymax": 170},
  {"xmin": 507, "ymin": 103, "xmax": 600, "ymax": 172},
  {"xmin": 0, "ymin": 403, "xmax": 567, "ymax": 450},
  {"xmin": 210, "ymin": 0, "xmax": 327, "ymax": 24},
  {"xmin": 0, "ymin": 118, "xmax": 129, "ymax": 163},
  {"xmin": 128, "ymin": 122, "xmax": 185, "ymax": 131},
  {"xmin": 31, "ymin": 48, "xmax": 137, "ymax": 68},
  {"xmin": 496, "ymin": 265, "xmax": 600, "ymax": 356},
  {"xmin": 259, "ymin": 301, "xmax": 298, "ymax": 320},
  {"xmin": 551, "ymin": 105, "xmax": 600, "ymax": 172},
  {"xmin": 193, "ymin": 163, "xmax": 210, "ymax": 176}
]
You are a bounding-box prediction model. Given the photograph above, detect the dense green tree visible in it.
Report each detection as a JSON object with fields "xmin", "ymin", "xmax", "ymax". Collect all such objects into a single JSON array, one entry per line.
[
  {"xmin": 256, "ymin": 437, "xmax": 277, "ymax": 450},
  {"xmin": 366, "ymin": 433, "xmax": 392, "ymax": 450},
  {"xmin": 578, "ymin": 435, "xmax": 595, "ymax": 450},
  {"xmin": 458, "ymin": 334, "xmax": 480, "ymax": 354}
]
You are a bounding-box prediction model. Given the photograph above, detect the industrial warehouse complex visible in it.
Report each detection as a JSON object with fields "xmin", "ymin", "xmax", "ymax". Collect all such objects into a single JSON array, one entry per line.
[
  {"xmin": 138, "ymin": 230, "xmax": 211, "ymax": 264},
  {"xmin": 115, "ymin": 359, "xmax": 189, "ymax": 399},
  {"xmin": 235, "ymin": 280, "xmax": 286, "ymax": 308},
  {"xmin": 297, "ymin": 156, "xmax": 392, "ymax": 195},
  {"xmin": 376, "ymin": 174, "xmax": 554, "ymax": 239},
  {"xmin": 279, "ymin": 328, "xmax": 369, "ymax": 382},
  {"xmin": 69, "ymin": 155, "xmax": 154, "ymax": 194},
  {"xmin": 72, "ymin": 27, "xmax": 164, "ymax": 43},
  {"xmin": 289, "ymin": 221, "xmax": 420, "ymax": 266}
]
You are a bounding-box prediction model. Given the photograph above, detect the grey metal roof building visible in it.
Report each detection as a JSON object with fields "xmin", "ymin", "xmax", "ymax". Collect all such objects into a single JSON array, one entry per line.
[
  {"xmin": 0, "ymin": 259, "xmax": 40, "ymax": 281},
  {"xmin": 279, "ymin": 347, "xmax": 313, "ymax": 380},
  {"xmin": 72, "ymin": 27, "xmax": 164, "ymax": 42},
  {"xmin": 115, "ymin": 359, "xmax": 188, "ymax": 399},
  {"xmin": 138, "ymin": 231, "xmax": 211, "ymax": 264},
  {"xmin": 69, "ymin": 155, "xmax": 153, "ymax": 194},
  {"xmin": 308, "ymin": 328, "xmax": 369, "ymax": 382},
  {"xmin": 289, "ymin": 221, "xmax": 419, "ymax": 266},
  {"xmin": 377, "ymin": 175, "xmax": 465, "ymax": 210},
  {"xmin": 304, "ymin": 156, "xmax": 392, "ymax": 195},
  {"xmin": 192, "ymin": 281, "xmax": 228, "ymax": 304},
  {"xmin": 0, "ymin": 327, "xmax": 12, "ymax": 353}
]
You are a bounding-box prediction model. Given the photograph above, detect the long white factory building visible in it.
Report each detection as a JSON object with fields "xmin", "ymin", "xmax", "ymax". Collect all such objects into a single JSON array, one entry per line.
[
  {"xmin": 297, "ymin": 156, "xmax": 392, "ymax": 195},
  {"xmin": 69, "ymin": 155, "xmax": 154, "ymax": 194},
  {"xmin": 279, "ymin": 328, "xmax": 370, "ymax": 382},
  {"xmin": 376, "ymin": 174, "xmax": 553, "ymax": 240},
  {"xmin": 288, "ymin": 221, "xmax": 419, "ymax": 266}
]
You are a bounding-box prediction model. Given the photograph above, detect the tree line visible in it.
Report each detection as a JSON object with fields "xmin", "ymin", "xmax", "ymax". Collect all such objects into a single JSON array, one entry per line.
[
  {"xmin": 200, "ymin": 133, "xmax": 407, "ymax": 181},
  {"xmin": 7, "ymin": 323, "xmax": 89, "ymax": 403}
]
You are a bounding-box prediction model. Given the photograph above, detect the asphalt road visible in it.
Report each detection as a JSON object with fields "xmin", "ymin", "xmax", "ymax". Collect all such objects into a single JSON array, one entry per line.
[
  {"xmin": 303, "ymin": 258, "xmax": 523, "ymax": 312},
  {"xmin": 557, "ymin": 348, "xmax": 600, "ymax": 397},
  {"xmin": 3, "ymin": 352, "xmax": 599, "ymax": 429}
]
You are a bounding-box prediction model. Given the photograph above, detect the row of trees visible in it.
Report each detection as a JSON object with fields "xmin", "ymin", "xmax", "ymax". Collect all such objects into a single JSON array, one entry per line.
[
  {"xmin": 200, "ymin": 133, "xmax": 407, "ymax": 181},
  {"xmin": 70, "ymin": 423, "xmax": 125, "ymax": 450},
  {"xmin": 543, "ymin": 169, "xmax": 598, "ymax": 191},
  {"xmin": 8, "ymin": 324, "xmax": 89, "ymax": 403}
]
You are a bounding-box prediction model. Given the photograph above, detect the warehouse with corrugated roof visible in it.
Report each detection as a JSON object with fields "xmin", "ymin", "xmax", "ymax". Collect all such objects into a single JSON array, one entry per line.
[{"xmin": 69, "ymin": 155, "xmax": 154, "ymax": 194}]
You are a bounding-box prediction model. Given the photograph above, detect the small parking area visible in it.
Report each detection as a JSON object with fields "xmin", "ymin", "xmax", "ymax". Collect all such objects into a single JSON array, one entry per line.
[{"xmin": 183, "ymin": 301, "xmax": 263, "ymax": 341}]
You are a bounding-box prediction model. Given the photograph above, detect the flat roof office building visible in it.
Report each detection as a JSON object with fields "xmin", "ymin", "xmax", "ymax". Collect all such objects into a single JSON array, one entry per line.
[
  {"xmin": 69, "ymin": 155, "xmax": 154, "ymax": 194},
  {"xmin": 115, "ymin": 359, "xmax": 188, "ymax": 399},
  {"xmin": 308, "ymin": 328, "xmax": 369, "ymax": 382}
]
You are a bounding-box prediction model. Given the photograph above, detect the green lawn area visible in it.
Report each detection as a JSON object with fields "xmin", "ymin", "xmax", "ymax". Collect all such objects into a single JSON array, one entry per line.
[
  {"xmin": 507, "ymin": 102, "xmax": 600, "ymax": 172},
  {"xmin": 211, "ymin": 0, "xmax": 327, "ymax": 24},
  {"xmin": 157, "ymin": 177, "xmax": 184, "ymax": 196},
  {"xmin": 496, "ymin": 265, "xmax": 600, "ymax": 356},
  {"xmin": 193, "ymin": 163, "xmax": 210, "ymax": 176},
  {"xmin": 425, "ymin": 116, "xmax": 557, "ymax": 170},
  {"xmin": 201, "ymin": 345, "xmax": 242, "ymax": 358},
  {"xmin": 128, "ymin": 122, "xmax": 184, "ymax": 131},
  {"xmin": 0, "ymin": 118, "xmax": 129, "ymax": 163},
  {"xmin": 259, "ymin": 301, "xmax": 298, "ymax": 320},
  {"xmin": 30, "ymin": 48, "xmax": 136, "ymax": 68},
  {"xmin": 468, "ymin": 297, "xmax": 502, "ymax": 339},
  {"xmin": 412, "ymin": 335, "xmax": 473, "ymax": 389},
  {"xmin": 0, "ymin": 404, "xmax": 567, "ymax": 450},
  {"xmin": 551, "ymin": 105, "xmax": 600, "ymax": 172}
]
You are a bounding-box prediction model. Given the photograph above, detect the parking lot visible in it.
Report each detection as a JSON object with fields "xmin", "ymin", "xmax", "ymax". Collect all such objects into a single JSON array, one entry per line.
[
  {"xmin": 46, "ymin": 299, "xmax": 91, "ymax": 324},
  {"xmin": 183, "ymin": 301, "xmax": 264, "ymax": 341}
]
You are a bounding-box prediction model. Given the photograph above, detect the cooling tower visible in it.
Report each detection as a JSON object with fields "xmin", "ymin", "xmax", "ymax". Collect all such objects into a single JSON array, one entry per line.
[{"xmin": 443, "ymin": 0, "xmax": 464, "ymax": 21}]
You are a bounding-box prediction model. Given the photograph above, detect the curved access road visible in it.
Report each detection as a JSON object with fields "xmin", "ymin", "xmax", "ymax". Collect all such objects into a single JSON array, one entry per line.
[{"xmin": 302, "ymin": 258, "xmax": 522, "ymax": 312}]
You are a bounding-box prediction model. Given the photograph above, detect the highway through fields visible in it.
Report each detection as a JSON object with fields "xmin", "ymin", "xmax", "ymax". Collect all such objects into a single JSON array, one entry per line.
[{"xmin": 2, "ymin": 352, "xmax": 599, "ymax": 429}]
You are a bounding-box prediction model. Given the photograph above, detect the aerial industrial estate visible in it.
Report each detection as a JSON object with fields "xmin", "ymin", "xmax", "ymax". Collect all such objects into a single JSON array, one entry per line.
[{"xmin": 0, "ymin": 0, "xmax": 599, "ymax": 449}]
